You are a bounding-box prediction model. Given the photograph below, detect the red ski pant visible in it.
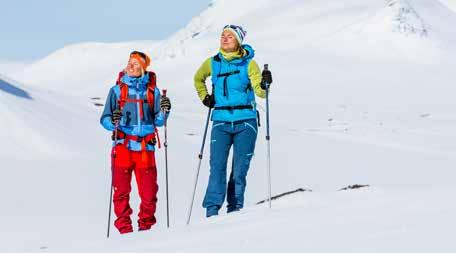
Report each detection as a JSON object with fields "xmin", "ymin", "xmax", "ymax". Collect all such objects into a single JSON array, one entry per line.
[{"xmin": 111, "ymin": 145, "xmax": 158, "ymax": 233}]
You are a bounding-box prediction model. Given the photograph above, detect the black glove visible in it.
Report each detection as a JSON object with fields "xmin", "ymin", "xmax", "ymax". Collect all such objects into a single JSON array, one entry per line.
[
  {"xmin": 111, "ymin": 109, "xmax": 122, "ymax": 124},
  {"xmin": 202, "ymin": 94, "xmax": 215, "ymax": 108},
  {"xmin": 160, "ymin": 96, "xmax": 171, "ymax": 112},
  {"xmin": 260, "ymin": 69, "xmax": 273, "ymax": 90}
]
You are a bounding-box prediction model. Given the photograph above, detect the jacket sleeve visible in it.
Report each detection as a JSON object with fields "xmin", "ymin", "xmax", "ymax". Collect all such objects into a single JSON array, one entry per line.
[
  {"xmin": 153, "ymin": 87, "xmax": 169, "ymax": 127},
  {"xmin": 100, "ymin": 87, "xmax": 117, "ymax": 131},
  {"xmin": 193, "ymin": 57, "xmax": 212, "ymax": 101},
  {"xmin": 248, "ymin": 60, "xmax": 266, "ymax": 99}
]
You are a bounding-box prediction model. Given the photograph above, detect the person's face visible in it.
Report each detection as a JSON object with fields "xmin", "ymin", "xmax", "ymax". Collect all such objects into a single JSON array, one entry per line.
[
  {"xmin": 220, "ymin": 30, "xmax": 239, "ymax": 52},
  {"xmin": 126, "ymin": 58, "xmax": 142, "ymax": 77}
]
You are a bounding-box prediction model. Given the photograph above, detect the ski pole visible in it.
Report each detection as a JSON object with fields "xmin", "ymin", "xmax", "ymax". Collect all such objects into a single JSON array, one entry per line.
[
  {"xmin": 264, "ymin": 64, "xmax": 272, "ymax": 208},
  {"xmin": 186, "ymin": 107, "xmax": 212, "ymax": 225},
  {"xmin": 162, "ymin": 89, "xmax": 170, "ymax": 228},
  {"xmin": 107, "ymin": 117, "xmax": 119, "ymax": 238}
]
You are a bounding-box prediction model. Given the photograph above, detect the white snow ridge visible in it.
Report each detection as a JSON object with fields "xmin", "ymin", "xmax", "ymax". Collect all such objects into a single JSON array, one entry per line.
[{"xmin": 386, "ymin": 0, "xmax": 428, "ymax": 37}]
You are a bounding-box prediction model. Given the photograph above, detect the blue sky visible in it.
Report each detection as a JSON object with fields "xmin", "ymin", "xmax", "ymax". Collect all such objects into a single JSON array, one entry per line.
[{"xmin": 0, "ymin": 0, "xmax": 209, "ymax": 62}]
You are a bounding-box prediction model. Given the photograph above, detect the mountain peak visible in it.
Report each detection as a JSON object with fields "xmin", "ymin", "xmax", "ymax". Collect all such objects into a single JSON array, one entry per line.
[{"xmin": 386, "ymin": 0, "xmax": 428, "ymax": 37}]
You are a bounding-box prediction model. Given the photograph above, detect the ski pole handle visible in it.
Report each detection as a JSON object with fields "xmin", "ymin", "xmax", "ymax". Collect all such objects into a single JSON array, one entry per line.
[
  {"xmin": 263, "ymin": 64, "xmax": 270, "ymax": 90},
  {"xmin": 162, "ymin": 89, "xmax": 169, "ymax": 114},
  {"xmin": 113, "ymin": 104, "xmax": 121, "ymax": 143}
]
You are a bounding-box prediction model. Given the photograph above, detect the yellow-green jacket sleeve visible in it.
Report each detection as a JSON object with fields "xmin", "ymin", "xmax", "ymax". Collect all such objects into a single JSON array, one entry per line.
[
  {"xmin": 193, "ymin": 58, "xmax": 212, "ymax": 101},
  {"xmin": 248, "ymin": 60, "xmax": 266, "ymax": 99}
]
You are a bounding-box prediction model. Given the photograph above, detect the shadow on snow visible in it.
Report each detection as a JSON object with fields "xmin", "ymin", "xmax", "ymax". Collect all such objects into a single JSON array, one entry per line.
[{"xmin": 0, "ymin": 77, "xmax": 32, "ymax": 99}]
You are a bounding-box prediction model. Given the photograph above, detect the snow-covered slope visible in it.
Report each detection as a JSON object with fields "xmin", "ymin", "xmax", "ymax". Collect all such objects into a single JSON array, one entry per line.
[
  {"xmin": 0, "ymin": 74, "xmax": 103, "ymax": 157},
  {"xmin": 14, "ymin": 41, "xmax": 160, "ymax": 95},
  {"xmin": 0, "ymin": 73, "xmax": 112, "ymax": 253},
  {"xmin": 13, "ymin": 0, "xmax": 456, "ymax": 93},
  {"xmin": 36, "ymin": 187, "xmax": 456, "ymax": 253},
  {"xmin": 439, "ymin": 0, "xmax": 456, "ymax": 12},
  {"xmin": 0, "ymin": 61, "xmax": 28, "ymax": 75},
  {"xmin": 0, "ymin": 74, "xmax": 31, "ymax": 99},
  {"xmin": 154, "ymin": 0, "xmax": 456, "ymax": 60},
  {"xmin": 2, "ymin": 0, "xmax": 456, "ymax": 252}
]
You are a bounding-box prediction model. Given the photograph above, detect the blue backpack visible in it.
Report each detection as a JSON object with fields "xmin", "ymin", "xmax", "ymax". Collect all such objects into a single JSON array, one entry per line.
[{"xmin": 210, "ymin": 45, "xmax": 260, "ymax": 124}]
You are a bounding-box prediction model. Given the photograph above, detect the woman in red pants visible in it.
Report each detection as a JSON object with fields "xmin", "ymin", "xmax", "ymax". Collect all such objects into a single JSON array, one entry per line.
[{"xmin": 100, "ymin": 51, "xmax": 171, "ymax": 234}]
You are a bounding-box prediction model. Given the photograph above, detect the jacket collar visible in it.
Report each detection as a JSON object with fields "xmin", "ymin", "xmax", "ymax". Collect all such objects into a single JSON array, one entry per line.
[
  {"xmin": 121, "ymin": 72, "xmax": 149, "ymax": 89},
  {"xmin": 219, "ymin": 44, "xmax": 255, "ymax": 64}
]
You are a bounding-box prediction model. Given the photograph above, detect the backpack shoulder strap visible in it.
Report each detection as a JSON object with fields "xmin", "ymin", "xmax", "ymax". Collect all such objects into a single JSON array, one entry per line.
[
  {"xmin": 213, "ymin": 54, "xmax": 221, "ymax": 62},
  {"xmin": 116, "ymin": 72, "xmax": 128, "ymax": 110},
  {"xmin": 211, "ymin": 54, "xmax": 222, "ymax": 85},
  {"xmin": 146, "ymin": 71, "xmax": 157, "ymax": 112},
  {"xmin": 241, "ymin": 58, "xmax": 253, "ymax": 91}
]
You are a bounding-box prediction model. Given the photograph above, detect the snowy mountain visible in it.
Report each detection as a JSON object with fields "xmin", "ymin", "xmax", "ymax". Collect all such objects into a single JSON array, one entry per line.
[
  {"xmin": 0, "ymin": 61, "xmax": 28, "ymax": 76},
  {"xmin": 439, "ymin": 0, "xmax": 456, "ymax": 11},
  {"xmin": 2, "ymin": 0, "xmax": 456, "ymax": 252},
  {"xmin": 13, "ymin": 41, "xmax": 160, "ymax": 95}
]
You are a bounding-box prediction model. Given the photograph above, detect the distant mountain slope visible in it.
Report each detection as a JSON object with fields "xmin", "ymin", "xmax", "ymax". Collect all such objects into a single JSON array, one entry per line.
[
  {"xmin": 13, "ymin": 41, "xmax": 160, "ymax": 94},
  {"xmin": 12, "ymin": 0, "xmax": 456, "ymax": 95},
  {"xmin": 439, "ymin": 0, "xmax": 456, "ymax": 12}
]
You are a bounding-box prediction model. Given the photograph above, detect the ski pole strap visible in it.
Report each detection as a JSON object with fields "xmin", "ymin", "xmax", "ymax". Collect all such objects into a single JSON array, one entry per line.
[
  {"xmin": 256, "ymin": 110, "xmax": 261, "ymax": 127},
  {"xmin": 214, "ymin": 105, "xmax": 253, "ymax": 111},
  {"xmin": 154, "ymin": 127, "xmax": 161, "ymax": 149}
]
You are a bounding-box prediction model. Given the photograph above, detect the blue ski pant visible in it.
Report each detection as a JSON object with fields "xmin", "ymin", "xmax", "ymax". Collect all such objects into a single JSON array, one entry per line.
[{"xmin": 203, "ymin": 119, "xmax": 258, "ymax": 216}]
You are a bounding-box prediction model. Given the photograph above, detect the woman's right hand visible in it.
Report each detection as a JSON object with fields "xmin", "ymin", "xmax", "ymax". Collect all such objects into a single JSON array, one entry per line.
[
  {"xmin": 260, "ymin": 69, "xmax": 273, "ymax": 90},
  {"xmin": 202, "ymin": 94, "xmax": 215, "ymax": 108},
  {"xmin": 111, "ymin": 109, "xmax": 122, "ymax": 125}
]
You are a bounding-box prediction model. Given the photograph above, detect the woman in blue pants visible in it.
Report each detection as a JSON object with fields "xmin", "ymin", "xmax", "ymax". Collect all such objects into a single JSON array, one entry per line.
[{"xmin": 193, "ymin": 25, "xmax": 273, "ymax": 217}]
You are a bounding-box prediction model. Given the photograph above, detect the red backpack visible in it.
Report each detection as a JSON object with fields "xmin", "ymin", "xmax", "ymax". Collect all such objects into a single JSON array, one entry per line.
[{"xmin": 116, "ymin": 71, "xmax": 157, "ymax": 118}]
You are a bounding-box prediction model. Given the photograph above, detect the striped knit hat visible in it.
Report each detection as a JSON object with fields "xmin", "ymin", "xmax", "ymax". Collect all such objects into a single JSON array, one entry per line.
[{"xmin": 223, "ymin": 25, "xmax": 247, "ymax": 45}]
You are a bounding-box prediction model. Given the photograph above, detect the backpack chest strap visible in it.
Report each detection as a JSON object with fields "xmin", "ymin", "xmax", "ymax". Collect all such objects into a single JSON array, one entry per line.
[{"xmin": 214, "ymin": 105, "xmax": 253, "ymax": 111}]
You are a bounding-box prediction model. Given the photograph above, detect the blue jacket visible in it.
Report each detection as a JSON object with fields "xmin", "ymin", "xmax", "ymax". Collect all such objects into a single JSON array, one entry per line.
[
  {"xmin": 211, "ymin": 45, "xmax": 257, "ymax": 122},
  {"xmin": 100, "ymin": 72, "xmax": 167, "ymax": 151}
]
